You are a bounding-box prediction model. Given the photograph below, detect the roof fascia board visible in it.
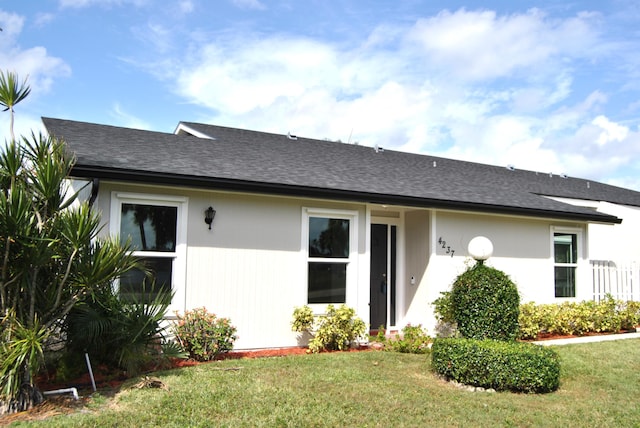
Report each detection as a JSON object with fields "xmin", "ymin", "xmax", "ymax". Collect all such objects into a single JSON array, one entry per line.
[
  {"xmin": 71, "ymin": 165, "xmax": 622, "ymax": 225},
  {"xmin": 542, "ymin": 195, "xmax": 601, "ymax": 208},
  {"xmin": 173, "ymin": 122, "xmax": 215, "ymax": 139}
]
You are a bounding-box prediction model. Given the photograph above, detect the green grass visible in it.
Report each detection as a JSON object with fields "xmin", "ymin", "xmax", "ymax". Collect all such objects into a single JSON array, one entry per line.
[{"xmin": 8, "ymin": 339, "xmax": 640, "ymax": 427}]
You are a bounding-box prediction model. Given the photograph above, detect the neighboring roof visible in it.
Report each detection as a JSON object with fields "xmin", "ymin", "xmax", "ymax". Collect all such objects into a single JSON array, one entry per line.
[{"xmin": 43, "ymin": 117, "xmax": 633, "ymax": 224}]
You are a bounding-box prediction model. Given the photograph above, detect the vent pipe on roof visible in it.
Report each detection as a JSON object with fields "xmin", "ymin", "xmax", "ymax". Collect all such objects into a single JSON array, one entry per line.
[
  {"xmin": 433, "ymin": 161, "xmax": 437, "ymax": 167},
  {"xmin": 374, "ymin": 144, "xmax": 384, "ymax": 153},
  {"xmin": 506, "ymin": 165, "xmax": 515, "ymax": 171},
  {"xmin": 287, "ymin": 132, "xmax": 298, "ymax": 140}
]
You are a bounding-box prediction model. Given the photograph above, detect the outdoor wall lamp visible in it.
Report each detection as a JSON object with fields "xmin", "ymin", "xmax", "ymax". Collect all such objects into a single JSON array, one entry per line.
[{"xmin": 204, "ymin": 206, "xmax": 216, "ymax": 230}]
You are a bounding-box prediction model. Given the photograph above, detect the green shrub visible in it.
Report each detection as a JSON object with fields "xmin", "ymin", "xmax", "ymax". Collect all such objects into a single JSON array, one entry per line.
[
  {"xmin": 173, "ymin": 308, "xmax": 237, "ymax": 361},
  {"xmin": 0, "ymin": 312, "xmax": 47, "ymax": 407},
  {"xmin": 590, "ymin": 297, "xmax": 622, "ymax": 332},
  {"xmin": 384, "ymin": 324, "xmax": 431, "ymax": 354},
  {"xmin": 450, "ymin": 263, "xmax": 520, "ymax": 341},
  {"xmin": 373, "ymin": 325, "xmax": 386, "ymax": 343},
  {"xmin": 431, "ymin": 338, "xmax": 560, "ymax": 393},
  {"xmin": 432, "ymin": 291, "xmax": 455, "ymax": 325},
  {"xmin": 292, "ymin": 304, "xmax": 366, "ymax": 353},
  {"xmin": 518, "ymin": 296, "xmax": 640, "ymax": 339},
  {"xmin": 291, "ymin": 306, "xmax": 315, "ymax": 332},
  {"xmin": 64, "ymin": 283, "xmax": 185, "ymax": 374},
  {"xmin": 432, "ymin": 291, "xmax": 459, "ymax": 338},
  {"xmin": 518, "ymin": 302, "xmax": 542, "ymax": 340},
  {"xmin": 620, "ymin": 300, "xmax": 640, "ymax": 330}
]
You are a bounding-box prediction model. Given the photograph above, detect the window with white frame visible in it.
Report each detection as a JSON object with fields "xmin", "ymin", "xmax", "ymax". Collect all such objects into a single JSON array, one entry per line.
[
  {"xmin": 111, "ymin": 193, "xmax": 187, "ymax": 307},
  {"xmin": 304, "ymin": 209, "xmax": 357, "ymax": 304},
  {"xmin": 553, "ymin": 231, "xmax": 579, "ymax": 298}
]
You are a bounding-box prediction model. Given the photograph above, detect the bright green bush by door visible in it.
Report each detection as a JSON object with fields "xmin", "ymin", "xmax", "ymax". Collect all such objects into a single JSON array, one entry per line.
[{"xmin": 450, "ymin": 263, "xmax": 520, "ymax": 341}]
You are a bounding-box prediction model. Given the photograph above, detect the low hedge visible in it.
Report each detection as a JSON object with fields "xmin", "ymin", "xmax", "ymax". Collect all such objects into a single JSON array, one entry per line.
[
  {"xmin": 431, "ymin": 338, "xmax": 560, "ymax": 393},
  {"xmin": 435, "ymin": 293, "xmax": 640, "ymax": 340},
  {"xmin": 519, "ymin": 297, "xmax": 640, "ymax": 340}
]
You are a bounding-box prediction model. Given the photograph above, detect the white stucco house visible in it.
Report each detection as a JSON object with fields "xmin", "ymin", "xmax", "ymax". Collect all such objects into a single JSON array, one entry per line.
[{"xmin": 44, "ymin": 117, "xmax": 640, "ymax": 350}]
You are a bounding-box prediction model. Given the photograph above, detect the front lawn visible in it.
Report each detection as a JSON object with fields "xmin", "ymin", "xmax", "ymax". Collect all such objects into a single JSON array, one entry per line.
[{"xmin": 7, "ymin": 339, "xmax": 640, "ymax": 427}]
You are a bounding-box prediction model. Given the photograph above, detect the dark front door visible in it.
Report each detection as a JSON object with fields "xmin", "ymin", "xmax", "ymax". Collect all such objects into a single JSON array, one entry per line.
[{"xmin": 370, "ymin": 224, "xmax": 396, "ymax": 330}]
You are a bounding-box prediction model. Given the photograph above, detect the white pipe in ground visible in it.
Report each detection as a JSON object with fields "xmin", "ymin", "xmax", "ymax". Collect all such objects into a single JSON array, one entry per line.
[
  {"xmin": 42, "ymin": 387, "xmax": 79, "ymax": 400},
  {"xmin": 85, "ymin": 352, "xmax": 97, "ymax": 392}
]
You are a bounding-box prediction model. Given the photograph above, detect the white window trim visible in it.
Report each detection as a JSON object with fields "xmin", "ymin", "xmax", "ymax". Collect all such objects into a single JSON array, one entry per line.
[
  {"xmin": 302, "ymin": 207, "xmax": 359, "ymax": 310},
  {"xmin": 110, "ymin": 192, "xmax": 188, "ymax": 313},
  {"xmin": 551, "ymin": 226, "xmax": 584, "ymax": 300}
]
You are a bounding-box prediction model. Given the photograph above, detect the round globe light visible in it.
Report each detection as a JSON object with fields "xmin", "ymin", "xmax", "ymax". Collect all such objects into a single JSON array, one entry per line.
[{"xmin": 468, "ymin": 236, "xmax": 493, "ymax": 261}]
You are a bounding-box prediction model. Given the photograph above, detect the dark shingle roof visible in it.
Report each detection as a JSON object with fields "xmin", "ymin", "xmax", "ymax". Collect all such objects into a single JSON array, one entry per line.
[{"xmin": 43, "ymin": 117, "xmax": 636, "ymax": 224}]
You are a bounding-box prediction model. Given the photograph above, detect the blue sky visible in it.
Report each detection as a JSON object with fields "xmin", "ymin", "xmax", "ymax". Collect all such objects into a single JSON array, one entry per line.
[{"xmin": 2, "ymin": 0, "xmax": 640, "ymax": 190}]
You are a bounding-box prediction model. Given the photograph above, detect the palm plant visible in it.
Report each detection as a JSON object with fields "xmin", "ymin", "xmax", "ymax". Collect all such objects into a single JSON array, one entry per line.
[
  {"xmin": 0, "ymin": 71, "xmax": 31, "ymax": 141},
  {"xmin": 64, "ymin": 282, "xmax": 185, "ymax": 375},
  {"xmin": 0, "ymin": 71, "xmax": 139, "ymax": 413}
]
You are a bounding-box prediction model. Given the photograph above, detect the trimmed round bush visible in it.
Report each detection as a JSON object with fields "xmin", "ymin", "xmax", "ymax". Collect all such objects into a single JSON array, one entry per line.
[
  {"xmin": 431, "ymin": 338, "xmax": 560, "ymax": 393},
  {"xmin": 172, "ymin": 307, "xmax": 238, "ymax": 361},
  {"xmin": 451, "ymin": 263, "xmax": 520, "ymax": 341}
]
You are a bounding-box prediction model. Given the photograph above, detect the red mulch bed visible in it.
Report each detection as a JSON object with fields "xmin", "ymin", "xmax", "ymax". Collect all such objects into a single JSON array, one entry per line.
[
  {"xmin": 38, "ymin": 346, "xmax": 371, "ymax": 389},
  {"xmin": 173, "ymin": 345, "xmax": 371, "ymax": 366},
  {"xmin": 524, "ymin": 328, "xmax": 638, "ymax": 341}
]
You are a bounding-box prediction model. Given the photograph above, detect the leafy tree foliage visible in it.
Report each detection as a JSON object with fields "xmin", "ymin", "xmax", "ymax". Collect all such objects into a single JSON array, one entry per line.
[{"xmin": 0, "ymin": 72, "xmax": 136, "ymax": 413}]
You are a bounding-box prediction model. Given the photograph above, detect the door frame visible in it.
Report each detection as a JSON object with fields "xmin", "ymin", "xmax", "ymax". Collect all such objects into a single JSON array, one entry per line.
[{"xmin": 370, "ymin": 215, "xmax": 403, "ymax": 331}]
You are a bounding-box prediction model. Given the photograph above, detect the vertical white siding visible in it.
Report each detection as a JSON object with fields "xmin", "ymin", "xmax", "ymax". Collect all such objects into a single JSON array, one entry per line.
[
  {"xmin": 402, "ymin": 210, "xmax": 431, "ymax": 329},
  {"xmin": 186, "ymin": 247, "xmax": 304, "ymax": 348},
  {"xmin": 97, "ymin": 182, "xmax": 368, "ymax": 349},
  {"xmin": 402, "ymin": 210, "xmax": 586, "ymax": 334},
  {"xmin": 95, "ymin": 181, "xmax": 602, "ymax": 347}
]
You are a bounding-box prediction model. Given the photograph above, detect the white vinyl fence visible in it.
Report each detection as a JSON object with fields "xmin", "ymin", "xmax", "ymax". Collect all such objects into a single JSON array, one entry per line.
[{"xmin": 591, "ymin": 260, "xmax": 640, "ymax": 302}]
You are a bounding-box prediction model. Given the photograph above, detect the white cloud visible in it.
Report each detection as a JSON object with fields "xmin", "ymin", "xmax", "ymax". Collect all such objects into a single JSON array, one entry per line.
[
  {"xmin": 178, "ymin": 0, "xmax": 194, "ymax": 14},
  {"xmin": 592, "ymin": 115, "xmax": 629, "ymax": 145},
  {"xmin": 548, "ymin": 114, "xmax": 640, "ymax": 183},
  {"xmin": 405, "ymin": 8, "xmax": 599, "ymax": 81},
  {"xmin": 142, "ymin": 6, "xmax": 638, "ymax": 187},
  {"xmin": 34, "ymin": 13, "xmax": 55, "ymax": 27},
  {"xmin": 0, "ymin": 115, "xmax": 45, "ymax": 144},
  {"xmin": 132, "ymin": 22, "xmax": 174, "ymax": 53},
  {"xmin": 177, "ymin": 37, "xmax": 340, "ymax": 115},
  {"xmin": 0, "ymin": 10, "xmax": 70, "ymax": 143},
  {"xmin": 0, "ymin": 10, "xmax": 25, "ymax": 41}
]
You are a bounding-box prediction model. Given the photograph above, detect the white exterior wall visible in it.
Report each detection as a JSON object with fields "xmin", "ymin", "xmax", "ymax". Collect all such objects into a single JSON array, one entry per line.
[
  {"xmin": 89, "ymin": 181, "xmax": 603, "ymax": 348},
  {"xmin": 544, "ymin": 196, "xmax": 640, "ymax": 262},
  {"xmin": 94, "ymin": 182, "xmax": 368, "ymax": 350},
  {"xmin": 588, "ymin": 202, "xmax": 640, "ymax": 262},
  {"xmin": 65, "ymin": 178, "xmax": 93, "ymax": 208},
  {"xmin": 402, "ymin": 210, "xmax": 588, "ymax": 334}
]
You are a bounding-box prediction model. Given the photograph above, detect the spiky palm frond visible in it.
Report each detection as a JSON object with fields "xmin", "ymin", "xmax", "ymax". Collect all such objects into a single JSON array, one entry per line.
[
  {"xmin": 0, "ymin": 71, "xmax": 31, "ymax": 113},
  {"xmin": 0, "ymin": 71, "xmax": 31, "ymax": 141}
]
